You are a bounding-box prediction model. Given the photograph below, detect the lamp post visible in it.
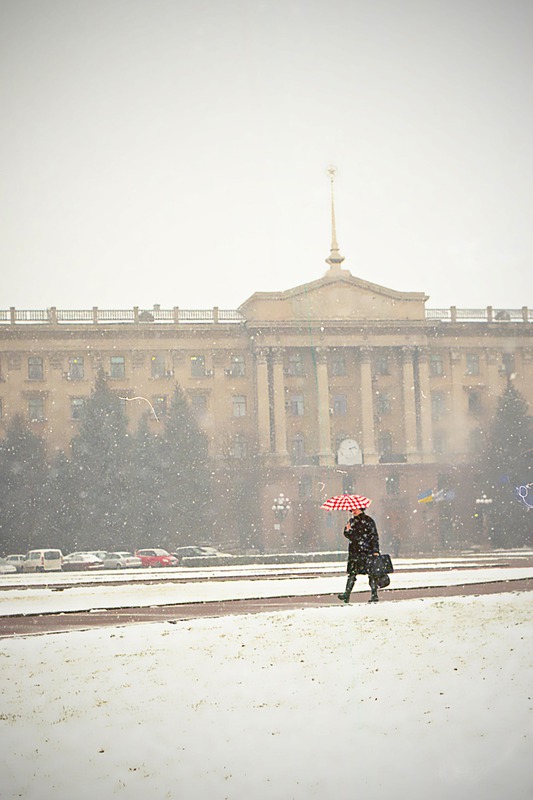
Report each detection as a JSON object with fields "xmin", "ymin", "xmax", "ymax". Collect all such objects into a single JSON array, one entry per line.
[
  {"xmin": 272, "ymin": 493, "xmax": 291, "ymax": 550},
  {"xmin": 475, "ymin": 493, "xmax": 493, "ymax": 546}
]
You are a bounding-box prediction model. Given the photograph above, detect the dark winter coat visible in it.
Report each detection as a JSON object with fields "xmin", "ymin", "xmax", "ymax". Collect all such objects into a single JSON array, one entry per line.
[{"xmin": 343, "ymin": 512, "xmax": 380, "ymax": 575}]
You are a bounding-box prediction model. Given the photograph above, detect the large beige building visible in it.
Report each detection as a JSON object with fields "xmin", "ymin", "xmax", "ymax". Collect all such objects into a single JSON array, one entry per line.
[{"xmin": 1, "ymin": 258, "xmax": 532, "ymax": 554}]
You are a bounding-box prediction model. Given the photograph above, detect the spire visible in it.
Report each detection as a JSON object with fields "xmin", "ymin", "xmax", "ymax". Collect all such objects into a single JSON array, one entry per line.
[{"xmin": 325, "ymin": 164, "xmax": 345, "ymax": 269}]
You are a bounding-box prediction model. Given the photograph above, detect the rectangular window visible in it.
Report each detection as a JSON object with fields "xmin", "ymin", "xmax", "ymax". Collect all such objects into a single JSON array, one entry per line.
[
  {"xmin": 298, "ymin": 475, "xmax": 313, "ymax": 499},
  {"xmin": 232, "ymin": 395, "xmax": 246, "ymax": 417},
  {"xmin": 110, "ymin": 356, "xmax": 125, "ymax": 379},
  {"xmin": 375, "ymin": 393, "xmax": 391, "ymax": 415},
  {"xmin": 28, "ymin": 396, "xmax": 45, "ymax": 421},
  {"xmin": 429, "ymin": 353, "xmax": 444, "ymax": 376},
  {"xmin": 434, "ymin": 431, "xmax": 447, "ymax": 454},
  {"xmin": 287, "ymin": 353, "xmax": 304, "ymax": 376},
  {"xmin": 232, "ymin": 434, "xmax": 247, "ymax": 459},
  {"xmin": 28, "ymin": 357, "xmax": 43, "ymax": 381},
  {"xmin": 292, "ymin": 435, "xmax": 306, "ymax": 461},
  {"xmin": 332, "ymin": 394, "xmax": 347, "ymax": 415},
  {"xmin": 70, "ymin": 397, "xmax": 86, "ymax": 420},
  {"xmin": 330, "ymin": 353, "xmax": 346, "ymax": 376},
  {"xmin": 290, "ymin": 395, "xmax": 304, "ymax": 416},
  {"xmin": 378, "ymin": 431, "xmax": 393, "ymax": 455},
  {"xmin": 386, "ymin": 474, "xmax": 400, "ymax": 496},
  {"xmin": 230, "ymin": 355, "xmax": 246, "ymax": 377},
  {"xmin": 191, "ymin": 355, "xmax": 205, "ymax": 377},
  {"xmin": 468, "ymin": 391, "xmax": 481, "ymax": 415},
  {"xmin": 191, "ymin": 394, "xmax": 207, "ymax": 415},
  {"xmin": 466, "ymin": 354, "xmax": 479, "ymax": 376},
  {"xmin": 151, "ymin": 355, "xmax": 166, "ymax": 379},
  {"xmin": 374, "ymin": 353, "xmax": 389, "ymax": 375},
  {"xmin": 0, "ymin": 398, "xmax": 3, "ymax": 418},
  {"xmin": 68, "ymin": 357, "xmax": 84, "ymax": 380},
  {"xmin": 431, "ymin": 391, "xmax": 445, "ymax": 419}
]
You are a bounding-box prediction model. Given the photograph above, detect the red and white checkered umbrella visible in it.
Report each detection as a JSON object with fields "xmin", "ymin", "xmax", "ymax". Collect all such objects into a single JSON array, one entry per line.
[{"xmin": 320, "ymin": 494, "xmax": 372, "ymax": 511}]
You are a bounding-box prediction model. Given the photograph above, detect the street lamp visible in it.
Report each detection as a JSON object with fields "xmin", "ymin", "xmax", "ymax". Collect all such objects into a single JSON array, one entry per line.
[
  {"xmin": 475, "ymin": 493, "xmax": 493, "ymax": 545},
  {"xmin": 272, "ymin": 493, "xmax": 291, "ymax": 548}
]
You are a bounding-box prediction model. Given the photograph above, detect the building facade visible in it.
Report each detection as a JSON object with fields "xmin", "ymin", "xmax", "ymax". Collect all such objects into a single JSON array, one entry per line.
[{"xmin": 1, "ymin": 264, "xmax": 532, "ymax": 554}]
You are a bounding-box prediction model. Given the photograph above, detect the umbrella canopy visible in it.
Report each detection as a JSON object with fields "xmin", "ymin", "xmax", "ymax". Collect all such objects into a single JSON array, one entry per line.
[{"xmin": 320, "ymin": 494, "xmax": 372, "ymax": 511}]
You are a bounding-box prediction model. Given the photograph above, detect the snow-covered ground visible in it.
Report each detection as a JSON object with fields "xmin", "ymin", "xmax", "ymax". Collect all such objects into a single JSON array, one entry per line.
[{"xmin": 1, "ymin": 556, "xmax": 532, "ymax": 800}]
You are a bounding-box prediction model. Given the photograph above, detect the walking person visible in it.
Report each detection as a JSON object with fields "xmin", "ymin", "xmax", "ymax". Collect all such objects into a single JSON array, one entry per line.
[{"xmin": 338, "ymin": 507, "xmax": 381, "ymax": 603}]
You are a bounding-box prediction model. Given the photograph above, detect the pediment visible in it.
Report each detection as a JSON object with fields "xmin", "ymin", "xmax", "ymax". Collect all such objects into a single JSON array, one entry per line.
[{"xmin": 239, "ymin": 269, "xmax": 428, "ymax": 323}]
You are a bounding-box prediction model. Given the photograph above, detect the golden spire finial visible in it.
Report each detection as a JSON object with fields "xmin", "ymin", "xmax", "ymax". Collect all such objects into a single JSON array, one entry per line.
[{"xmin": 325, "ymin": 164, "xmax": 345, "ymax": 269}]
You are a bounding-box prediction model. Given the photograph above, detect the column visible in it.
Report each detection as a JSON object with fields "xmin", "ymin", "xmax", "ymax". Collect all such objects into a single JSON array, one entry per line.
[
  {"xmin": 449, "ymin": 349, "xmax": 465, "ymax": 455},
  {"xmin": 315, "ymin": 347, "xmax": 334, "ymax": 466},
  {"xmin": 417, "ymin": 347, "xmax": 435, "ymax": 463},
  {"xmin": 254, "ymin": 348, "xmax": 271, "ymax": 454},
  {"xmin": 401, "ymin": 346, "xmax": 418, "ymax": 462},
  {"xmin": 271, "ymin": 348, "xmax": 289, "ymax": 461},
  {"xmin": 359, "ymin": 347, "xmax": 378, "ymax": 465}
]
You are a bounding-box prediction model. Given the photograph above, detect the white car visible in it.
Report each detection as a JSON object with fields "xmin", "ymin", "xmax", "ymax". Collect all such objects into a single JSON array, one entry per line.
[
  {"xmin": 22, "ymin": 549, "xmax": 63, "ymax": 573},
  {"xmin": 0, "ymin": 558, "xmax": 17, "ymax": 574},
  {"xmin": 5, "ymin": 554, "xmax": 26, "ymax": 572},
  {"xmin": 102, "ymin": 552, "xmax": 143, "ymax": 570}
]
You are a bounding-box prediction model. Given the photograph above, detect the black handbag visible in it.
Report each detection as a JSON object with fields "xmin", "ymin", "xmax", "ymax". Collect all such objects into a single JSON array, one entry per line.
[{"xmin": 370, "ymin": 553, "xmax": 394, "ymax": 577}]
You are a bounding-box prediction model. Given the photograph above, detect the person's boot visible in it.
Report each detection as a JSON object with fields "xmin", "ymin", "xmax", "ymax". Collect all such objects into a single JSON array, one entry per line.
[
  {"xmin": 338, "ymin": 575, "xmax": 356, "ymax": 603},
  {"xmin": 368, "ymin": 578, "xmax": 379, "ymax": 603}
]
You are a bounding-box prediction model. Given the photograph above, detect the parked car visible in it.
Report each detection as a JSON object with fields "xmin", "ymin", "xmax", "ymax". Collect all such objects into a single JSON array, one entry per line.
[
  {"xmin": 0, "ymin": 558, "xmax": 18, "ymax": 574},
  {"xmin": 22, "ymin": 549, "xmax": 63, "ymax": 573},
  {"xmin": 134, "ymin": 548, "xmax": 179, "ymax": 568},
  {"xmin": 172, "ymin": 546, "xmax": 231, "ymax": 559},
  {"xmin": 5, "ymin": 554, "xmax": 26, "ymax": 572},
  {"xmin": 102, "ymin": 552, "xmax": 143, "ymax": 570},
  {"xmin": 62, "ymin": 553, "xmax": 105, "ymax": 571}
]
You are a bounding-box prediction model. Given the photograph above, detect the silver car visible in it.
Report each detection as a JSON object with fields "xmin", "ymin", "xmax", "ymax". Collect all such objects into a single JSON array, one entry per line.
[{"xmin": 102, "ymin": 551, "xmax": 143, "ymax": 570}]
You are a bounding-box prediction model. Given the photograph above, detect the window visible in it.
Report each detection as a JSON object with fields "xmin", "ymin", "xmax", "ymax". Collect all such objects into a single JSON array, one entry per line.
[
  {"xmin": 287, "ymin": 352, "xmax": 304, "ymax": 376},
  {"xmin": 290, "ymin": 395, "xmax": 304, "ymax": 416},
  {"xmin": 502, "ymin": 353, "xmax": 515, "ymax": 378},
  {"xmin": 332, "ymin": 394, "xmax": 347, "ymax": 415},
  {"xmin": 110, "ymin": 356, "xmax": 125, "ymax": 379},
  {"xmin": 70, "ymin": 397, "xmax": 86, "ymax": 420},
  {"xmin": 298, "ymin": 475, "xmax": 313, "ymax": 499},
  {"xmin": 28, "ymin": 396, "xmax": 45, "ymax": 421},
  {"xmin": 466, "ymin": 353, "xmax": 479, "ymax": 376},
  {"xmin": 28, "ymin": 357, "xmax": 43, "ymax": 380},
  {"xmin": 190, "ymin": 395, "xmax": 207, "ymax": 415},
  {"xmin": 342, "ymin": 474, "xmax": 354, "ymax": 494},
  {"xmin": 386, "ymin": 474, "xmax": 400, "ymax": 496},
  {"xmin": 375, "ymin": 392, "xmax": 391, "ymax": 415},
  {"xmin": 230, "ymin": 355, "xmax": 245, "ymax": 377},
  {"xmin": 374, "ymin": 353, "xmax": 389, "ymax": 375},
  {"xmin": 151, "ymin": 354, "xmax": 166, "ymax": 379},
  {"xmin": 330, "ymin": 353, "xmax": 346, "ymax": 376},
  {"xmin": 231, "ymin": 434, "xmax": 247, "ymax": 459},
  {"xmin": 433, "ymin": 431, "xmax": 447, "ymax": 454},
  {"xmin": 468, "ymin": 390, "xmax": 481, "ymax": 415},
  {"xmin": 429, "ymin": 353, "xmax": 444, "ymax": 376},
  {"xmin": 378, "ymin": 431, "xmax": 393, "ymax": 455},
  {"xmin": 431, "ymin": 391, "xmax": 446, "ymax": 420},
  {"xmin": 0, "ymin": 398, "xmax": 2, "ymax": 419},
  {"xmin": 291, "ymin": 434, "xmax": 306, "ymax": 462},
  {"xmin": 152, "ymin": 396, "xmax": 168, "ymax": 418},
  {"xmin": 233, "ymin": 395, "xmax": 246, "ymax": 417},
  {"xmin": 191, "ymin": 355, "xmax": 205, "ymax": 377},
  {"xmin": 68, "ymin": 357, "xmax": 84, "ymax": 380}
]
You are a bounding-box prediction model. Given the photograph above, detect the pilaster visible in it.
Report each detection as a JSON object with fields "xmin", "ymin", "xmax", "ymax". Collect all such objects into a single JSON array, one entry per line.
[{"xmin": 359, "ymin": 347, "xmax": 378, "ymax": 465}]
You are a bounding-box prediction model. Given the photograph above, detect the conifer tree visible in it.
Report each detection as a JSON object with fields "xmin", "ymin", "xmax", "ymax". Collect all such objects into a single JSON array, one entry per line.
[
  {"xmin": 69, "ymin": 369, "xmax": 131, "ymax": 549},
  {"xmin": 475, "ymin": 381, "xmax": 533, "ymax": 546},
  {"xmin": 156, "ymin": 384, "xmax": 213, "ymax": 547},
  {"xmin": 0, "ymin": 415, "xmax": 48, "ymax": 553}
]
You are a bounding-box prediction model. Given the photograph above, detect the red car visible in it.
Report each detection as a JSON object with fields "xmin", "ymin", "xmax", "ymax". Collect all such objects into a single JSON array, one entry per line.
[{"xmin": 134, "ymin": 548, "xmax": 179, "ymax": 568}]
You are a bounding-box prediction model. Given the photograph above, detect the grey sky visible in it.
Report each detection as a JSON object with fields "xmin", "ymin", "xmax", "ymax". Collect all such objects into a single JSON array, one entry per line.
[{"xmin": 1, "ymin": 0, "xmax": 532, "ymax": 311}]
